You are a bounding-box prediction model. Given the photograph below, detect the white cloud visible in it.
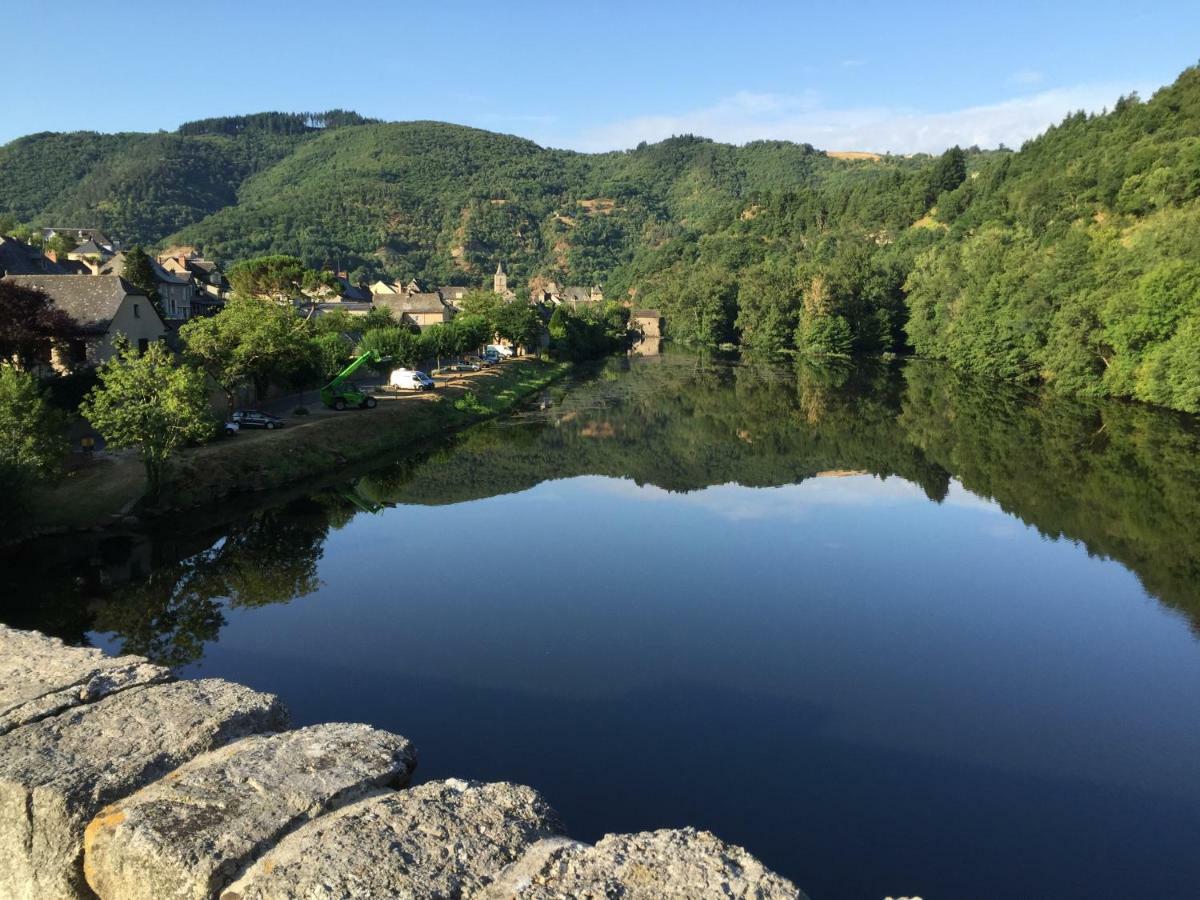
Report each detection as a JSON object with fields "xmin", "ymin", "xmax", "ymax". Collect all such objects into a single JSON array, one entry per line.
[{"xmin": 555, "ymin": 81, "xmax": 1147, "ymax": 155}]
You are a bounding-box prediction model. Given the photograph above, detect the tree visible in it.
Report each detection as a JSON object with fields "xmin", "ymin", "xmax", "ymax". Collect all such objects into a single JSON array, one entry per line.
[
  {"xmin": 494, "ymin": 303, "xmax": 542, "ymax": 355},
  {"xmin": 0, "ymin": 365, "xmax": 67, "ymax": 528},
  {"xmin": 0, "ymin": 281, "xmax": 76, "ymax": 371},
  {"xmin": 226, "ymin": 255, "xmax": 339, "ymax": 312},
  {"xmin": 451, "ymin": 314, "xmax": 491, "ymax": 356},
  {"xmin": 359, "ymin": 327, "xmax": 420, "ymax": 369},
  {"xmin": 179, "ymin": 296, "xmax": 312, "ymax": 412},
  {"xmin": 0, "ymin": 366, "xmax": 66, "ymax": 475},
  {"xmin": 121, "ymin": 246, "xmax": 164, "ymax": 317},
  {"xmin": 80, "ymin": 339, "xmax": 214, "ymax": 496},
  {"xmin": 420, "ymin": 323, "xmax": 457, "ymax": 369}
]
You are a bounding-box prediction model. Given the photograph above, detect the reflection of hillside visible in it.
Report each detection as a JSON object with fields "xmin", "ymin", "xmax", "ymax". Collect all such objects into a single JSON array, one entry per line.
[
  {"xmin": 362, "ymin": 354, "xmax": 1200, "ymax": 628},
  {"xmin": 3, "ymin": 352, "xmax": 1198, "ymax": 665},
  {"xmin": 360, "ymin": 356, "xmax": 951, "ymax": 506}
]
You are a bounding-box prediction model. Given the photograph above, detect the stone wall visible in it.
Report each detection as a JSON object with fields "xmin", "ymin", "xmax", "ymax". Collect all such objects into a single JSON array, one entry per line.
[{"xmin": 0, "ymin": 625, "xmax": 806, "ymax": 899}]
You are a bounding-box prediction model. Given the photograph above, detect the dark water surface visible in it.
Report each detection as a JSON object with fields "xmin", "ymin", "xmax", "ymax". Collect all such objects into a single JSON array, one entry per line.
[{"xmin": 5, "ymin": 355, "xmax": 1200, "ymax": 899}]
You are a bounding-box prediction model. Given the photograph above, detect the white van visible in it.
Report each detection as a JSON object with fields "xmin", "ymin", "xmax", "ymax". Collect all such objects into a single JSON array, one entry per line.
[
  {"xmin": 389, "ymin": 368, "xmax": 435, "ymax": 391},
  {"xmin": 486, "ymin": 344, "xmax": 514, "ymax": 358}
]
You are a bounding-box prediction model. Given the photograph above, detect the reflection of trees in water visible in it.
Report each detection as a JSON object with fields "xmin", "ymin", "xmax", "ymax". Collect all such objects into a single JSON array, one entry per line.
[
  {"xmin": 4, "ymin": 352, "xmax": 1198, "ymax": 663},
  {"xmin": 87, "ymin": 500, "xmax": 332, "ymax": 667}
]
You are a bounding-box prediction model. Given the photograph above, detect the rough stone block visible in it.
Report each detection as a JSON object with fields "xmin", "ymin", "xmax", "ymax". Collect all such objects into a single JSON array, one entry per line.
[
  {"xmin": 478, "ymin": 827, "xmax": 805, "ymax": 899},
  {"xmin": 0, "ymin": 624, "xmax": 170, "ymax": 735},
  {"xmin": 0, "ymin": 679, "xmax": 287, "ymax": 900},
  {"xmin": 83, "ymin": 723, "xmax": 417, "ymax": 900},
  {"xmin": 221, "ymin": 778, "xmax": 564, "ymax": 900}
]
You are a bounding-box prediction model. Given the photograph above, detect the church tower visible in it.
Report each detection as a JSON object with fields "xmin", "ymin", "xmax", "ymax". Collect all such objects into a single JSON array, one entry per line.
[{"xmin": 494, "ymin": 261, "xmax": 508, "ymax": 296}]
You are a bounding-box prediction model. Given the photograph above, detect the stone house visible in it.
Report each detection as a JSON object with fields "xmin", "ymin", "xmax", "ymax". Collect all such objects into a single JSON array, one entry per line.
[
  {"xmin": 100, "ymin": 253, "xmax": 197, "ymax": 322},
  {"xmin": 4, "ymin": 275, "xmax": 169, "ymax": 370},
  {"xmin": 0, "ymin": 235, "xmax": 67, "ymax": 276},
  {"xmin": 632, "ymin": 309, "xmax": 663, "ymax": 338},
  {"xmin": 371, "ymin": 290, "xmax": 456, "ymax": 329},
  {"xmin": 531, "ymin": 281, "xmax": 604, "ymax": 309},
  {"xmin": 39, "ymin": 228, "xmax": 116, "ymax": 253}
]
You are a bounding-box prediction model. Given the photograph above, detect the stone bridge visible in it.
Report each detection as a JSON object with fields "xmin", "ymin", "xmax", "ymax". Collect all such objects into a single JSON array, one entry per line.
[{"xmin": 0, "ymin": 625, "xmax": 805, "ymax": 899}]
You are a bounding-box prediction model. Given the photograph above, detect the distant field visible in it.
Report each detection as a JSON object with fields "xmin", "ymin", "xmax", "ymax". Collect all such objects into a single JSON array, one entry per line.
[{"xmin": 826, "ymin": 150, "xmax": 883, "ymax": 161}]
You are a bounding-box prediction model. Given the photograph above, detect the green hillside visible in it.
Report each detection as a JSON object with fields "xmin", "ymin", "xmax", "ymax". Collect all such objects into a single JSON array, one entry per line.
[{"xmin": 2, "ymin": 67, "xmax": 1199, "ymax": 411}]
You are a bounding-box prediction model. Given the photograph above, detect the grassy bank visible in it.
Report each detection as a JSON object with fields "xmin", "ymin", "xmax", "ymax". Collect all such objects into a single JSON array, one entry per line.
[{"xmin": 28, "ymin": 358, "xmax": 571, "ymax": 530}]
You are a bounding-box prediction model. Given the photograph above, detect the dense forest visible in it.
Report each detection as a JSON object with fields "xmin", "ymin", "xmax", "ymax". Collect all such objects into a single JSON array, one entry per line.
[{"xmin": 1, "ymin": 67, "xmax": 1199, "ymax": 410}]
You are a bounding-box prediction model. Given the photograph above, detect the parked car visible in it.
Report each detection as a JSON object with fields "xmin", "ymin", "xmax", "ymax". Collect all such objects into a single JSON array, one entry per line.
[
  {"xmin": 434, "ymin": 362, "xmax": 481, "ymax": 374},
  {"xmin": 231, "ymin": 410, "xmax": 285, "ymax": 430},
  {"xmin": 465, "ymin": 354, "xmax": 494, "ymax": 368},
  {"xmin": 486, "ymin": 344, "xmax": 513, "ymax": 358},
  {"xmin": 222, "ymin": 421, "xmax": 239, "ymax": 436},
  {"xmin": 389, "ymin": 368, "xmax": 435, "ymax": 391},
  {"xmin": 482, "ymin": 350, "xmax": 503, "ymax": 364}
]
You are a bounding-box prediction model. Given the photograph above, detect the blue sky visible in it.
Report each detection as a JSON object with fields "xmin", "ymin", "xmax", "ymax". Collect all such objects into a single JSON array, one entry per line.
[{"xmin": 4, "ymin": 1, "xmax": 1198, "ymax": 152}]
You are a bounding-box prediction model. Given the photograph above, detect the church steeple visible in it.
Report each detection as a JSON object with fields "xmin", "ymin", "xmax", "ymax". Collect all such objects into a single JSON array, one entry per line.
[{"xmin": 493, "ymin": 261, "xmax": 508, "ymax": 295}]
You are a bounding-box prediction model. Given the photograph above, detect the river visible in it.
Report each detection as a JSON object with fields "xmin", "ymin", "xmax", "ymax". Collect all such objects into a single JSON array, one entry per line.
[{"xmin": 3, "ymin": 353, "xmax": 1200, "ymax": 900}]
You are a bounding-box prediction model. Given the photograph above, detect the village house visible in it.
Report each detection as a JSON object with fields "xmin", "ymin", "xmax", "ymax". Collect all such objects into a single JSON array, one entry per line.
[
  {"xmin": 98, "ymin": 253, "xmax": 197, "ymax": 322},
  {"xmin": 5, "ymin": 274, "xmax": 169, "ymax": 370},
  {"xmin": 531, "ymin": 280, "xmax": 604, "ymax": 309},
  {"xmin": 0, "ymin": 235, "xmax": 68, "ymax": 276},
  {"xmin": 372, "ymin": 289, "xmax": 456, "ymax": 329},
  {"xmin": 39, "ymin": 228, "xmax": 116, "ymax": 254},
  {"xmin": 368, "ymin": 278, "xmax": 464, "ymax": 329}
]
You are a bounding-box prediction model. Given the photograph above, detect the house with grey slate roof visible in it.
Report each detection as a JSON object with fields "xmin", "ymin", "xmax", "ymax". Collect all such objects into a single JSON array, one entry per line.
[
  {"xmin": 4, "ymin": 274, "xmax": 168, "ymax": 370},
  {"xmin": 0, "ymin": 235, "xmax": 67, "ymax": 276},
  {"xmin": 100, "ymin": 253, "xmax": 197, "ymax": 322}
]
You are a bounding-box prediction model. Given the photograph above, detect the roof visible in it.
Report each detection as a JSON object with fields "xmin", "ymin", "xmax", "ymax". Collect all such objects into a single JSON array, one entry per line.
[
  {"xmin": 70, "ymin": 239, "xmax": 109, "ymax": 257},
  {"xmin": 335, "ymin": 277, "xmax": 371, "ymax": 302},
  {"xmin": 437, "ymin": 285, "xmax": 471, "ymax": 301},
  {"xmin": 0, "ymin": 236, "xmax": 67, "ymax": 276},
  {"xmin": 100, "ymin": 252, "xmax": 193, "ymax": 285},
  {"xmin": 4, "ymin": 274, "xmax": 154, "ymax": 333},
  {"xmin": 313, "ymin": 301, "xmax": 373, "ymax": 316},
  {"xmin": 372, "ymin": 292, "xmax": 449, "ymax": 315},
  {"xmin": 42, "ymin": 227, "xmax": 112, "ymax": 247},
  {"xmin": 560, "ymin": 286, "xmax": 596, "ymax": 303}
]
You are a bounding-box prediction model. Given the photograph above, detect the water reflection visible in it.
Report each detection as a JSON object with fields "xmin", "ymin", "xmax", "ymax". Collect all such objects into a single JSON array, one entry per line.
[{"xmin": 2, "ymin": 353, "xmax": 1198, "ymax": 666}]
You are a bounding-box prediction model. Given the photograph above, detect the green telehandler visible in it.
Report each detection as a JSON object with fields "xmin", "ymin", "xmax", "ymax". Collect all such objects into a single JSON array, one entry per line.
[{"xmin": 321, "ymin": 349, "xmax": 388, "ymax": 410}]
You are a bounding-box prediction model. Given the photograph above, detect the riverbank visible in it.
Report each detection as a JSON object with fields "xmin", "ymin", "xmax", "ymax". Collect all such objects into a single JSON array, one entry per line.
[{"xmin": 26, "ymin": 358, "xmax": 572, "ymax": 534}]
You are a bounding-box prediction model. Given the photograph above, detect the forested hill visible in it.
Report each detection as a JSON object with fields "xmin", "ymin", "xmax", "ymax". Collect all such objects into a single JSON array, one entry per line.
[{"xmin": 2, "ymin": 65, "xmax": 1199, "ymax": 411}]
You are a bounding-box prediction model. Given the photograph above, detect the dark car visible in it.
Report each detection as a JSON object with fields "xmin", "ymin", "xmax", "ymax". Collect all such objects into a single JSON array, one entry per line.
[
  {"xmin": 231, "ymin": 410, "xmax": 285, "ymax": 430},
  {"xmin": 433, "ymin": 362, "xmax": 481, "ymax": 375}
]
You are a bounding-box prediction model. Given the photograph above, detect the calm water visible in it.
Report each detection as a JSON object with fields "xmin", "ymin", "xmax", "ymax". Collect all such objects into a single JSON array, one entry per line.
[{"xmin": 4, "ymin": 354, "xmax": 1200, "ymax": 899}]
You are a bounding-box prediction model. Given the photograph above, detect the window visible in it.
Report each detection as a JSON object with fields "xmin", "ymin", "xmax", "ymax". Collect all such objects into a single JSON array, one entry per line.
[{"xmin": 133, "ymin": 303, "xmax": 141, "ymax": 318}]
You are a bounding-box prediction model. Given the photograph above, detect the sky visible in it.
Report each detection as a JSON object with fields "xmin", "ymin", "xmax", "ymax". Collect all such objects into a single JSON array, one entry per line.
[{"xmin": 4, "ymin": 1, "xmax": 1198, "ymax": 154}]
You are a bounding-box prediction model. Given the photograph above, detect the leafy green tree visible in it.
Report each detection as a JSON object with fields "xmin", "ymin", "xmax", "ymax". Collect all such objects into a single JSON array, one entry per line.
[
  {"xmin": 121, "ymin": 246, "xmax": 164, "ymax": 315},
  {"xmin": 359, "ymin": 327, "xmax": 420, "ymax": 369},
  {"xmin": 226, "ymin": 255, "xmax": 338, "ymax": 308},
  {"xmin": 420, "ymin": 323, "xmax": 457, "ymax": 369},
  {"xmin": 309, "ymin": 332, "xmax": 351, "ymax": 381},
  {"xmin": 494, "ymin": 303, "xmax": 542, "ymax": 355},
  {"xmin": 80, "ymin": 339, "xmax": 214, "ymax": 496},
  {"xmin": 0, "ymin": 366, "xmax": 66, "ymax": 474},
  {"xmin": 45, "ymin": 233, "xmax": 78, "ymax": 257},
  {"xmin": 179, "ymin": 295, "xmax": 312, "ymax": 411},
  {"xmin": 451, "ymin": 314, "xmax": 491, "ymax": 356}
]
